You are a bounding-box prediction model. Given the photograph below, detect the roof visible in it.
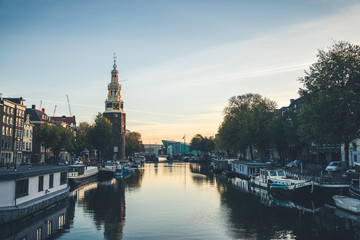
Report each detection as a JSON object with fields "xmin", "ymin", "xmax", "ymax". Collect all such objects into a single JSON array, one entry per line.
[
  {"xmin": 0, "ymin": 165, "xmax": 70, "ymax": 181},
  {"xmin": 51, "ymin": 116, "xmax": 76, "ymax": 126},
  {"xmin": 25, "ymin": 108, "xmax": 50, "ymax": 123},
  {"xmin": 3, "ymin": 97, "xmax": 24, "ymax": 105},
  {"xmin": 231, "ymin": 160, "xmax": 270, "ymax": 166}
]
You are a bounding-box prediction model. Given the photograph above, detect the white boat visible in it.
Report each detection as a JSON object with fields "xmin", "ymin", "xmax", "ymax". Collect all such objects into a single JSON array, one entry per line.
[
  {"xmin": 68, "ymin": 165, "xmax": 99, "ymax": 190},
  {"xmin": 0, "ymin": 165, "xmax": 70, "ymax": 224},
  {"xmin": 332, "ymin": 195, "xmax": 360, "ymax": 214},
  {"xmin": 250, "ymin": 168, "xmax": 313, "ymax": 197}
]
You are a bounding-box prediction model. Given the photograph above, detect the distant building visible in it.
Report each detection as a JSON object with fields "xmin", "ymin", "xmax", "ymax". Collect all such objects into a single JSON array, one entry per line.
[
  {"xmin": 103, "ymin": 57, "xmax": 126, "ymax": 160},
  {"xmin": 26, "ymin": 105, "xmax": 52, "ymax": 163},
  {"xmin": 22, "ymin": 113, "xmax": 33, "ymax": 164},
  {"xmin": 51, "ymin": 115, "xmax": 76, "ymax": 133},
  {"xmin": 143, "ymin": 144, "xmax": 164, "ymax": 157},
  {"xmin": 161, "ymin": 140, "xmax": 196, "ymax": 156},
  {"xmin": 0, "ymin": 97, "xmax": 26, "ymax": 166}
]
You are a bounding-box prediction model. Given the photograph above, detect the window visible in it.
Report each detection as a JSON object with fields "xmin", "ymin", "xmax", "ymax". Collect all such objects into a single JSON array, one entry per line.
[
  {"xmin": 29, "ymin": 142, "xmax": 32, "ymax": 151},
  {"xmin": 49, "ymin": 174, "xmax": 54, "ymax": 188},
  {"xmin": 59, "ymin": 214, "xmax": 66, "ymax": 229},
  {"xmin": 47, "ymin": 220, "xmax": 52, "ymax": 236},
  {"xmin": 60, "ymin": 172, "xmax": 67, "ymax": 185},
  {"xmin": 36, "ymin": 227, "xmax": 42, "ymax": 240},
  {"xmin": 15, "ymin": 179, "xmax": 29, "ymax": 198},
  {"xmin": 38, "ymin": 176, "xmax": 44, "ymax": 192}
]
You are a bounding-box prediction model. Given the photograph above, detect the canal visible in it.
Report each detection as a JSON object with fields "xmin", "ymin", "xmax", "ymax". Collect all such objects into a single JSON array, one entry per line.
[{"xmin": 2, "ymin": 162, "xmax": 360, "ymax": 239}]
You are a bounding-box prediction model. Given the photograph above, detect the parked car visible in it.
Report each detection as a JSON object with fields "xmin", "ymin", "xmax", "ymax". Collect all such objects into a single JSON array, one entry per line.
[
  {"xmin": 342, "ymin": 167, "xmax": 358, "ymax": 179},
  {"xmin": 58, "ymin": 159, "xmax": 68, "ymax": 165},
  {"xmin": 325, "ymin": 161, "xmax": 345, "ymax": 172}
]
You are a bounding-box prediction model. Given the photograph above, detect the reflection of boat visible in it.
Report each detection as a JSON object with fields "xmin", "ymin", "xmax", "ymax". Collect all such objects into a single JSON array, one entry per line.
[
  {"xmin": 68, "ymin": 165, "xmax": 99, "ymax": 190},
  {"xmin": 313, "ymin": 178, "xmax": 349, "ymax": 196},
  {"xmin": 122, "ymin": 163, "xmax": 132, "ymax": 174},
  {"xmin": 0, "ymin": 198, "xmax": 70, "ymax": 240},
  {"xmin": 333, "ymin": 195, "xmax": 360, "ymax": 214},
  {"xmin": 251, "ymin": 168, "xmax": 313, "ymax": 198},
  {"xmin": 0, "ymin": 165, "xmax": 70, "ymax": 224},
  {"xmin": 349, "ymin": 179, "xmax": 360, "ymax": 199}
]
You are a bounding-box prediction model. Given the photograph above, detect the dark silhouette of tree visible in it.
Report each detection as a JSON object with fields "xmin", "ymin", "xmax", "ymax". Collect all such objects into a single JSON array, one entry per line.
[
  {"xmin": 298, "ymin": 41, "xmax": 360, "ymax": 166},
  {"xmin": 125, "ymin": 131, "xmax": 144, "ymax": 157},
  {"xmin": 88, "ymin": 113, "xmax": 113, "ymax": 161}
]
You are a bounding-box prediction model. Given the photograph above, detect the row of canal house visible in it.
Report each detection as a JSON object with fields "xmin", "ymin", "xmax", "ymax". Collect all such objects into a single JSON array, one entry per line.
[
  {"xmin": 279, "ymin": 98, "xmax": 360, "ymax": 166},
  {"xmin": 0, "ymin": 94, "xmax": 76, "ymax": 167}
]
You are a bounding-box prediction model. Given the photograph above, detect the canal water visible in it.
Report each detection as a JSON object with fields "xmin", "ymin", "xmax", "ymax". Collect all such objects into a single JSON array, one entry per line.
[{"xmin": 2, "ymin": 162, "xmax": 360, "ymax": 240}]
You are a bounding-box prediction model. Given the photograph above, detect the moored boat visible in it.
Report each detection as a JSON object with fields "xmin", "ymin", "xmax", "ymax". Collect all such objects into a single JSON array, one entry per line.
[
  {"xmin": 251, "ymin": 168, "xmax": 313, "ymax": 198},
  {"xmin": 0, "ymin": 165, "xmax": 70, "ymax": 224},
  {"xmin": 68, "ymin": 164, "xmax": 98, "ymax": 190},
  {"xmin": 332, "ymin": 195, "xmax": 360, "ymax": 214}
]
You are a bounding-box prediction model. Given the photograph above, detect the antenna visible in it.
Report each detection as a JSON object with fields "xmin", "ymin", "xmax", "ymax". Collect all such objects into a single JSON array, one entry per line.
[
  {"xmin": 53, "ymin": 105, "xmax": 57, "ymax": 117},
  {"xmin": 39, "ymin": 100, "xmax": 42, "ymax": 109},
  {"xmin": 66, "ymin": 95, "xmax": 72, "ymax": 116}
]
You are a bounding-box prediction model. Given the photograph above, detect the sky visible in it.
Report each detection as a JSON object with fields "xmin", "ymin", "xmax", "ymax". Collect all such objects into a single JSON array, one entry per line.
[{"xmin": 1, "ymin": 0, "xmax": 360, "ymax": 144}]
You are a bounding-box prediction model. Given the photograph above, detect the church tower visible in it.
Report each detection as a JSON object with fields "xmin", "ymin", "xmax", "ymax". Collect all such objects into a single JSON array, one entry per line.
[{"xmin": 103, "ymin": 55, "xmax": 126, "ymax": 160}]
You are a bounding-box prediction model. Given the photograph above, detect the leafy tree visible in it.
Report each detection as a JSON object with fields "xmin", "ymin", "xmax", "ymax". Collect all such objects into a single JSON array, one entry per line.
[
  {"xmin": 51, "ymin": 124, "xmax": 74, "ymax": 161},
  {"xmin": 88, "ymin": 113, "xmax": 114, "ymax": 161},
  {"xmin": 190, "ymin": 134, "xmax": 204, "ymax": 152},
  {"xmin": 298, "ymin": 41, "xmax": 360, "ymax": 166},
  {"xmin": 34, "ymin": 123, "xmax": 60, "ymax": 163},
  {"xmin": 217, "ymin": 93, "xmax": 276, "ymax": 160},
  {"xmin": 125, "ymin": 131, "xmax": 144, "ymax": 157},
  {"xmin": 270, "ymin": 108, "xmax": 304, "ymax": 163},
  {"xmin": 190, "ymin": 134, "xmax": 215, "ymax": 155},
  {"xmin": 74, "ymin": 122, "xmax": 92, "ymax": 156}
]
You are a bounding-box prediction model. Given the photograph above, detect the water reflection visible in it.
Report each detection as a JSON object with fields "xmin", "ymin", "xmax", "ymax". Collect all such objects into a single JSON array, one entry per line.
[
  {"xmin": 225, "ymin": 176, "xmax": 360, "ymax": 239},
  {"xmin": 6, "ymin": 163, "xmax": 360, "ymax": 239},
  {"xmin": 0, "ymin": 198, "xmax": 70, "ymax": 240}
]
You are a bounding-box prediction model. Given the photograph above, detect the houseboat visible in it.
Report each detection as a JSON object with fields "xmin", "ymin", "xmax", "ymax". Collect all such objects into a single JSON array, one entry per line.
[
  {"xmin": 0, "ymin": 165, "xmax": 70, "ymax": 224},
  {"xmin": 250, "ymin": 168, "xmax": 313, "ymax": 198},
  {"xmin": 333, "ymin": 195, "xmax": 360, "ymax": 214},
  {"xmin": 230, "ymin": 161, "xmax": 270, "ymax": 179},
  {"xmin": 68, "ymin": 164, "xmax": 99, "ymax": 190}
]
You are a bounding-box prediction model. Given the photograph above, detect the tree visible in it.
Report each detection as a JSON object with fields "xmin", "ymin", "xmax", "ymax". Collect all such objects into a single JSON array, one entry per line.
[
  {"xmin": 88, "ymin": 113, "xmax": 114, "ymax": 161},
  {"xmin": 217, "ymin": 93, "xmax": 276, "ymax": 160},
  {"xmin": 125, "ymin": 132, "xmax": 144, "ymax": 157},
  {"xmin": 74, "ymin": 122, "xmax": 92, "ymax": 156},
  {"xmin": 34, "ymin": 123, "xmax": 74, "ymax": 163},
  {"xmin": 34, "ymin": 123, "xmax": 60, "ymax": 163},
  {"xmin": 298, "ymin": 41, "xmax": 360, "ymax": 166},
  {"xmin": 190, "ymin": 134, "xmax": 215, "ymax": 155},
  {"xmin": 270, "ymin": 108, "xmax": 304, "ymax": 163}
]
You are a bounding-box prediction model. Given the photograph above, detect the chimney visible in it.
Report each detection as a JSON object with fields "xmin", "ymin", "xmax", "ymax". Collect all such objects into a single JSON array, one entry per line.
[
  {"xmin": 0, "ymin": 93, "xmax": 3, "ymax": 101},
  {"xmin": 42, "ymin": 108, "xmax": 45, "ymax": 113},
  {"xmin": 32, "ymin": 105, "xmax": 36, "ymax": 109}
]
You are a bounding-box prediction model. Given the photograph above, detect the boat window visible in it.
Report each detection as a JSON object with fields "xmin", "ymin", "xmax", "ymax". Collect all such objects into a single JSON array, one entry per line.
[
  {"xmin": 49, "ymin": 174, "xmax": 54, "ymax": 188},
  {"xmin": 60, "ymin": 172, "xmax": 67, "ymax": 185},
  {"xmin": 269, "ymin": 171, "xmax": 277, "ymax": 176},
  {"xmin": 278, "ymin": 171, "xmax": 285, "ymax": 176},
  {"xmin": 38, "ymin": 175, "xmax": 44, "ymax": 192},
  {"xmin": 15, "ymin": 178, "xmax": 29, "ymax": 198}
]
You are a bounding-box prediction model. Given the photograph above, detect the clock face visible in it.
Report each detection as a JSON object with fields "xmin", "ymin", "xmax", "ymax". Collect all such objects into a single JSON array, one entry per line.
[{"xmin": 113, "ymin": 103, "xmax": 120, "ymax": 110}]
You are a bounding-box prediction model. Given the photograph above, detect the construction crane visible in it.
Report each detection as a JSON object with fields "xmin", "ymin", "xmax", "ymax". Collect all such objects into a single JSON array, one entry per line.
[
  {"xmin": 53, "ymin": 105, "xmax": 57, "ymax": 117},
  {"xmin": 66, "ymin": 95, "xmax": 72, "ymax": 116}
]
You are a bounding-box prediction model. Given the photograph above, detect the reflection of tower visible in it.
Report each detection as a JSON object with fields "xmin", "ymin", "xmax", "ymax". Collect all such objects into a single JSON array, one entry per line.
[{"xmin": 103, "ymin": 55, "xmax": 126, "ymax": 160}]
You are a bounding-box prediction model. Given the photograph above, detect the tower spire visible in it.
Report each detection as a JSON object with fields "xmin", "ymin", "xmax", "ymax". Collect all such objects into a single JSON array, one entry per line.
[{"xmin": 113, "ymin": 52, "xmax": 117, "ymax": 69}]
